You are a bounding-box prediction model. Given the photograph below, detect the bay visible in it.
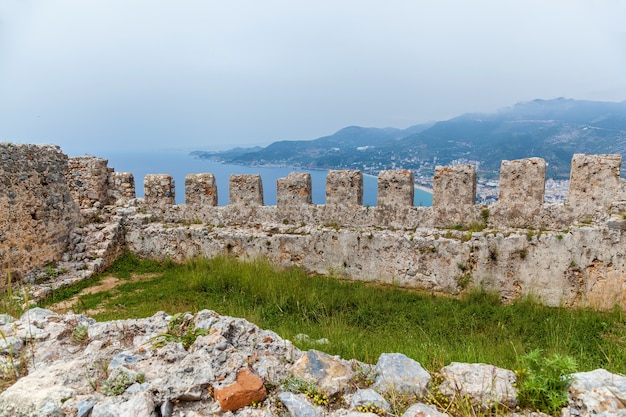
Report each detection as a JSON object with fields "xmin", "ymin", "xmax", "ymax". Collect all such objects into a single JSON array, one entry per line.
[{"xmin": 95, "ymin": 149, "xmax": 432, "ymax": 206}]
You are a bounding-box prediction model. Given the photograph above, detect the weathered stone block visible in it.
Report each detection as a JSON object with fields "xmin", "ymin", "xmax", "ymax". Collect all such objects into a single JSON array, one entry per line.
[
  {"xmin": 377, "ymin": 170, "xmax": 414, "ymax": 207},
  {"xmin": 494, "ymin": 158, "xmax": 546, "ymax": 227},
  {"xmin": 277, "ymin": 172, "xmax": 312, "ymax": 207},
  {"xmin": 109, "ymin": 172, "xmax": 135, "ymax": 203},
  {"xmin": 326, "ymin": 170, "xmax": 363, "ymax": 206},
  {"xmin": 144, "ymin": 174, "xmax": 175, "ymax": 206},
  {"xmin": 568, "ymin": 154, "xmax": 623, "ymax": 217},
  {"xmin": 432, "ymin": 165, "xmax": 476, "ymax": 226},
  {"xmin": 0, "ymin": 144, "xmax": 80, "ymax": 285},
  {"xmin": 229, "ymin": 174, "xmax": 263, "ymax": 206},
  {"xmin": 68, "ymin": 156, "xmax": 111, "ymax": 207},
  {"xmin": 185, "ymin": 173, "xmax": 218, "ymax": 206}
]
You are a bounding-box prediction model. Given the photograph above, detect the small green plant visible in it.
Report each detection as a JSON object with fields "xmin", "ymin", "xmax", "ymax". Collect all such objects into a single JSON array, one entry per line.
[
  {"xmin": 281, "ymin": 377, "xmax": 329, "ymax": 406},
  {"xmin": 351, "ymin": 363, "xmax": 377, "ymax": 388},
  {"xmin": 515, "ymin": 349, "xmax": 577, "ymax": 415},
  {"xmin": 150, "ymin": 312, "xmax": 209, "ymax": 350},
  {"xmin": 518, "ymin": 248, "xmax": 528, "ymax": 260},
  {"xmin": 556, "ymin": 234, "xmax": 563, "ymax": 240},
  {"xmin": 480, "ymin": 208, "xmax": 490, "ymax": 224},
  {"xmin": 456, "ymin": 273, "xmax": 472, "ymax": 290},
  {"xmin": 101, "ymin": 370, "xmax": 144, "ymax": 396},
  {"xmin": 70, "ymin": 325, "xmax": 89, "ymax": 345},
  {"xmin": 526, "ymin": 229, "xmax": 536, "ymax": 241}
]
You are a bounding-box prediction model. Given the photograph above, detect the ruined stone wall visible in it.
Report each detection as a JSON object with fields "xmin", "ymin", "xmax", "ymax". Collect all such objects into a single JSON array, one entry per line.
[
  {"xmin": 0, "ymin": 144, "xmax": 80, "ymax": 285},
  {"xmin": 4, "ymin": 145, "xmax": 626, "ymax": 310}
]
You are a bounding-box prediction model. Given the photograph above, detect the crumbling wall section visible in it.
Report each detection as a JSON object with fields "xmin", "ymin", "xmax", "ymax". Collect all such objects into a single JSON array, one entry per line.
[{"xmin": 0, "ymin": 144, "xmax": 80, "ymax": 285}]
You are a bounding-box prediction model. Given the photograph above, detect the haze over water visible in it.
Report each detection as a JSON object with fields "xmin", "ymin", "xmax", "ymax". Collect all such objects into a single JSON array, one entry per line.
[{"xmin": 96, "ymin": 149, "xmax": 432, "ymax": 207}]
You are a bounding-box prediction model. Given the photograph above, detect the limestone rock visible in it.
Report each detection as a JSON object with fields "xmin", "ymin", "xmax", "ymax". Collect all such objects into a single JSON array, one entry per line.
[
  {"xmin": 438, "ymin": 362, "xmax": 517, "ymax": 409},
  {"xmin": 278, "ymin": 391, "xmax": 325, "ymax": 417},
  {"xmin": 372, "ymin": 353, "xmax": 431, "ymax": 396},
  {"xmin": 350, "ymin": 388, "xmax": 390, "ymax": 412},
  {"xmin": 291, "ymin": 349, "xmax": 354, "ymax": 396},
  {"xmin": 214, "ymin": 368, "xmax": 266, "ymax": 412},
  {"xmin": 564, "ymin": 368, "xmax": 626, "ymax": 416}
]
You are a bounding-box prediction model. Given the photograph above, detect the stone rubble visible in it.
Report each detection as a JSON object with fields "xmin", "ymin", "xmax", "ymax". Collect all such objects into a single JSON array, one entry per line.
[{"xmin": 0, "ymin": 308, "xmax": 623, "ymax": 417}]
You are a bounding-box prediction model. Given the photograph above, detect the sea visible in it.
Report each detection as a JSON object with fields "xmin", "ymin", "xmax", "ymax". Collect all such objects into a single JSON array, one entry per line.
[{"xmin": 95, "ymin": 149, "xmax": 432, "ymax": 207}]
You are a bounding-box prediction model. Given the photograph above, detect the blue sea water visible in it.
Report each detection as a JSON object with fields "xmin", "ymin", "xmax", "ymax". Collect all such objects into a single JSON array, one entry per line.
[{"xmin": 94, "ymin": 149, "xmax": 432, "ymax": 206}]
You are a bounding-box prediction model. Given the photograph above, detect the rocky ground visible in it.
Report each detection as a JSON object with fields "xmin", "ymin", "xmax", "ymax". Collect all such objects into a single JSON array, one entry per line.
[{"xmin": 0, "ymin": 308, "xmax": 625, "ymax": 417}]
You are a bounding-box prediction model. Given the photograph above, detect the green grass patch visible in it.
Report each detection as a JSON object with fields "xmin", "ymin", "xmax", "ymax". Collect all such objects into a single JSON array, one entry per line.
[{"xmin": 24, "ymin": 253, "xmax": 626, "ymax": 374}]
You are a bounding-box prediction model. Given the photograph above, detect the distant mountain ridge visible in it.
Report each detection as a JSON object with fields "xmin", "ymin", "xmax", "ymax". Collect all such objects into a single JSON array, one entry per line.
[{"xmin": 194, "ymin": 98, "xmax": 626, "ymax": 179}]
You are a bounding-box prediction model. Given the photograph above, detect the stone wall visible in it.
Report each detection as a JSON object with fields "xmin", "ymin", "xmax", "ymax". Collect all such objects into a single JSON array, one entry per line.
[
  {"xmin": 4, "ymin": 145, "xmax": 626, "ymax": 310},
  {"xmin": 0, "ymin": 144, "xmax": 80, "ymax": 285}
]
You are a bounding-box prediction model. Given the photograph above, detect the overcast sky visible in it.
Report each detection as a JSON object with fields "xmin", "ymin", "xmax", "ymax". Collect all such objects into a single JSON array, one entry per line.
[{"xmin": 1, "ymin": 1, "xmax": 625, "ymax": 156}]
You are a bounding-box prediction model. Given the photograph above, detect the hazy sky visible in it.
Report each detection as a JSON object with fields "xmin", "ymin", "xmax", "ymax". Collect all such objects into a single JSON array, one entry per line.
[{"xmin": 1, "ymin": 1, "xmax": 625, "ymax": 156}]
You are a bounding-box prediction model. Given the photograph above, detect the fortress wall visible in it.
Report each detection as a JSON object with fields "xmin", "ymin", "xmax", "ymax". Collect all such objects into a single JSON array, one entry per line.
[
  {"xmin": 144, "ymin": 174, "xmax": 175, "ymax": 206},
  {"xmin": 185, "ymin": 173, "xmax": 218, "ymax": 207},
  {"xmin": 138, "ymin": 155, "xmax": 625, "ymax": 231},
  {"xmin": 109, "ymin": 171, "xmax": 135, "ymax": 205},
  {"xmin": 491, "ymin": 158, "xmax": 546, "ymax": 228},
  {"xmin": 432, "ymin": 165, "xmax": 478, "ymax": 227},
  {"xmin": 4, "ymin": 144, "xmax": 626, "ymax": 309},
  {"xmin": 123, "ymin": 219, "xmax": 626, "ymax": 310},
  {"xmin": 67, "ymin": 156, "xmax": 112, "ymax": 208},
  {"xmin": 0, "ymin": 144, "xmax": 80, "ymax": 285},
  {"xmin": 567, "ymin": 154, "xmax": 625, "ymax": 218}
]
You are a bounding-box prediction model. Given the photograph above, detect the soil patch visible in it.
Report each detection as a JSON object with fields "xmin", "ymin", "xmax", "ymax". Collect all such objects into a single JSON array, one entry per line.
[{"xmin": 48, "ymin": 274, "xmax": 157, "ymax": 314}]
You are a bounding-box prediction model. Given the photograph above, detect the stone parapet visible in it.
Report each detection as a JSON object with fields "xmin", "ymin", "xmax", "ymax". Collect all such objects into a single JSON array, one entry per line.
[
  {"xmin": 492, "ymin": 158, "xmax": 546, "ymax": 227},
  {"xmin": 109, "ymin": 172, "xmax": 135, "ymax": 204},
  {"xmin": 326, "ymin": 170, "xmax": 363, "ymax": 206},
  {"xmin": 185, "ymin": 173, "xmax": 218, "ymax": 207},
  {"xmin": 0, "ymin": 144, "xmax": 80, "ymax": 284},
  {"xmin": 377, "ymin": 170, "xmax": 414, "ymax": 207},
  {"xmin": 229, "ymin": 174, "xmax": 263, "ymax": 206},
  {"xmin": 432, "ymin": 165, "xmax": 476, "ymax": 227},
  {"xmin": 277, "ymin": 172, "xmax": 312, "ymax": 207},
  {"xmin": 67, "ymin": 156, "xmax": 112, "ymax": 208},
  {"xmin": 144, "ymin": 174, "xmax": 175, "ymax": 206},
  {"xmin": 568, "ymin": 154, "xmax": 625, "ymax": 219}
]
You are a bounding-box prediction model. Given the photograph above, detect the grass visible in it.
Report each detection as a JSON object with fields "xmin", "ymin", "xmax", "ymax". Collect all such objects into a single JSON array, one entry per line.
[{"xmin": 4, "ymin": 252, "xmax": 625, "ymax": 375}]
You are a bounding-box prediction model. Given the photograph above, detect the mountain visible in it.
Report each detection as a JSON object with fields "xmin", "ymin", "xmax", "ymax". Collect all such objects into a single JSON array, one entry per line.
[{"xmin": 194, "ymin": 98, "xmax": 626, "ymax": 179}]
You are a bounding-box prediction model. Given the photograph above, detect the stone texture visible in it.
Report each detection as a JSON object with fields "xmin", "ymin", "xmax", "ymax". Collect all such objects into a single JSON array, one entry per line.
[
  {"xmin": 439, "ymin": 362, "xmax": 517, "ymax": 409},
  {"xmin": 564, "ymin": 369, "xmax": 626, "ymax": 416},
  {"xmin": 493, "ymin": 158, "xmax": 546, "ymax": 227},
  {"xmin": 229, "ymin": 174, "xmax": 263, "ymax": 206},
  {"xmin": 326, "ymin": 170, "xmax": 363, "ymax": 206},
  {"xmin": 214, "ymin": 368, "xmax": 266, "ymax": 412},
  {"xmin": 277, "ymin": 172, "xmax": 312, "ymax": 207},
  {"xmin": 144, "ymin": 174, "xmax": 175, "ymax": 206},
  {"xmin": 568, "ymin": 154, "xmax": 624, "ymax": 218},
  {"xmin": 67, "ymin": 156, "xmax": 112, "ymax": 208},
  {"xmin": 377, "ymin": 170, "xmax": 414, "ymax": 207},
  {"xmin": 291, "ymin": 349, "xmax": 354, "ymax": 396},
  {"xmin": 185, "ymin": 173, "xmax": 218, "ymax": 207},
  {"xmin": 0, "ymin": 144, "xmax": 80, "ymax": 285},
  {"xmin": 432, "ymin": 164, "xmax": 476, "ymax": 227},
  {"xmin": 373, "ymin": 353, "xmax": 431, "ymax": 396},
  {"xmin": 108, "ymin": 172, "xmax": 135, "ymax": 204},
  {"xmin": 278, "ymin": 392, "xmax": 324, "ymax": 417},
  {"xmin": 351, "ymin": 389, "xmax": 391, "ymax": 411}
]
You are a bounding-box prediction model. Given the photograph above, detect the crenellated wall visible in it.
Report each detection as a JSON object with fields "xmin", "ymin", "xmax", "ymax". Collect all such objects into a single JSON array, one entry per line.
[{"xmin": 4, "ymin": 144, "xmax": 626, "ymax": 309}]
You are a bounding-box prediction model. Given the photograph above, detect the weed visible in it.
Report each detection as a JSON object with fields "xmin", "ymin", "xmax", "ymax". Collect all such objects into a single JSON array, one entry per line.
[
  {"xmin": 515, "ymin": 349, "xmax": 577, "ymax": 415},
  {"xmin": 456, "ymin": 273, "xmax": 472, "ymax": 290},
  {"xmin": 556, "ymin": 234, "xmax": 563, "ymax": 240},
  {"xmin": 101, "ymin": 369, "xmax": 145, "ymax": 396},
  {"xmin": 70, "ymin": 325, "xmax": 89, "ymax": 345},
  {"xmin": 526, "ymin": 229, "xmax": 535, "ymax": 241},
  {"xmin": 351, "ymin": 363, "xmax": 377, "ymax": 389},
  {"xmin": 281, "ymin": 377, "xmax": 330, "ymax": 406},
  {"xmin": 150, "ymin": 312, "xmax": 209, "ymax": 350},
  {"xmin": 480, "ymin": 208, "xmax": 490, "ymax": 224},
  {"xmin": 518, "ymin": 249, "xmax": 528, "ymax": 260}
]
